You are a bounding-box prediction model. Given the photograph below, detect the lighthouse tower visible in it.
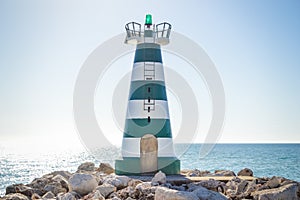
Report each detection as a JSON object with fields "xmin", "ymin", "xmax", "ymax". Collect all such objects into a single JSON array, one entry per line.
[{"xmin": 115, "ymin": 15, "xmax": 180, "ymax": 175}]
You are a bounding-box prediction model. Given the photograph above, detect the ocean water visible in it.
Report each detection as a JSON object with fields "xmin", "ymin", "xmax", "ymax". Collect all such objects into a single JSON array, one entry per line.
[{"xmin": 0, "ymin": 144, "xmax": 299, "ymax": 196}]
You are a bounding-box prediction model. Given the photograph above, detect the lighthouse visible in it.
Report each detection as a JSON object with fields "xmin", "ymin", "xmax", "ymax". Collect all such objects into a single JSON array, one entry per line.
[{"xmin": 115, "ymin": 15, "xmax": 180, "ymax": 175}]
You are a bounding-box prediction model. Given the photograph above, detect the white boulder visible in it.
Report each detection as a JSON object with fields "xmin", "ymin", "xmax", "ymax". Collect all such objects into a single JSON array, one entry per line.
[{"xmin": 69, "ymin": 173, "xmax": 98, "ymax": 196}]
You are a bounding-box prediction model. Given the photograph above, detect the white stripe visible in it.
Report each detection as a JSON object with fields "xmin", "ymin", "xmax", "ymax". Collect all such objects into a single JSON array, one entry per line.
[
  {"xmin": 122, "ymin": 138, "xmax": 176, "ymax": 158},
  {"xmin": 126, "ymin": 100, "xmax": 170, "ymax": 119},
  {"xmin": 131, "ymin": 62, "xmax": 165, "ymax": 81}
]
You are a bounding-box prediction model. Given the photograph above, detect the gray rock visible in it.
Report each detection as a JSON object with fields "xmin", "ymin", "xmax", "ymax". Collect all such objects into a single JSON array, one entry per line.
[
  {"xmin": 56, "ymin": 192, "xmax": 76, "ymax": 200},
  {"xmin": 188, "ymin": 179, "xmax": 224, "ymax": 192},
  {"xmin": 135, "ymin": 182, "xmax": 152, "ymax": 192},
  {"xmin": 27, "ymin": 178, "xmax": 50, "ymax": 195},
  {"xmin": 76, "ymin": 162, "xmax": 95, "ymax": 172},
  {"xmin": 236, "ymin": 180, "xmax": 249, "ymax": 194},
  {"xmin": 155, "ymin": 187, "xmax": 198, "ymax": 200},
  {"xmin": 127, "ymin": 179, "xmax": 143, "ymax": 188},
  {"xmin": 45, "ymin": 171, "xmax": 72, "ymax": 180},
  {"xmin": 0, "ymin": 193, "xmax": 29, "ymax": 200},
  {"xmin": 187, "ymin": 169, "xmax": 201, "ymax": 177},
  {"xmin": 237, "ymin": 168, "xmax": 253, "ymax": 177},
  {"xmin": 265, "ymin": 176, "xmax": 281, "ymax": 189},
  {"xmin": 44, "ymin": 182, "xmax": 66, "ymax": 195},
  {"xmin": 5, "ymin": 184, "xmax": 34, "ymax": 198},
  {"xmin": 91, "ymin": 190, "xmax": 105, "ymax": 200},
  {"xmin": 68, "ymin": 173, "xmax": 97, "ymax": 196},
  {"xmin": 42, "ymin": 191, "xmax": 55, "ymax": 199},
  {"xmin": 252, "ymin": 183, "xmax": 299, "ymax": 200},
  {"xmin": 97, "ymin": 163, "xmax": 114, "ymax": 174},
  {"xmin": 103, "ymin": 175, "xmax": 131, "ymax": 190},
  {"xmin": 193, "ymin": 186, "xmax": 228, "ymax": 200},
  {"xmin": 51, "ymin": 175, "xmax": 69, "ymax": 192},
  {"xmin": 214, "ymin": 170, "xmax": 236, "ymax": 177},
  {"xmin": 151, "ymin": 171, "xmax": 166, "ymax": 185},
  {"xmin": 95, "ymin": 183, "xmax": 116, "ymax": 198}
]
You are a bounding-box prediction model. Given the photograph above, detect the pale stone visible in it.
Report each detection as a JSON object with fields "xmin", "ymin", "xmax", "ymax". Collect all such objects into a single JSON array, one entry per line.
[
  {"xmin": 103, "ymin": 175, "xmax": 131, "ymax": 190},
  {"xmin": 69, "ymin": 173, "xmax": 97, "ymax": 196},
  {"xmin": 155, "ymin": 187, "xmax": 198, "ymax": 200},
  {"xmin": 193, "ymin": 186, "xmax": 228, "ymax": 200},
  {"xmin": 95, "ymin": 183, "xmax": 116, "ymax": 198},
  {"xmin": 252, "ymin": 183, "xmax": 299, "ymax": 200},
  {"xmin": 151, "ymin": 171, "xmax": 166, "ymax": 185},
  {"xmin": 135, "ymin": 182, "xmax": 152, "ymax": 192}
]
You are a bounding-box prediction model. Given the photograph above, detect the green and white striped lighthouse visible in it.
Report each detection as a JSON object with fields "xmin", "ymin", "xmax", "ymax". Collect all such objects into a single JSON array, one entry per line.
[{"xmin": 115, "ymin": 15, "xmax": 180, "ymax": 175}]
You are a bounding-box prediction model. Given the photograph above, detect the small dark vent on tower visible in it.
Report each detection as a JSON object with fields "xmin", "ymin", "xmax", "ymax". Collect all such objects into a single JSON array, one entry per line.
[
  {"xmin": 148, "ymin": 107, "xmax": 150, "ymax": 112},
  {"xmin": 148, "ymin": 87, "xmax": 151, "ymax": 93},
  {"xmin": 148, "ymin": 116, "xmax": 151, "ymax": 122}
]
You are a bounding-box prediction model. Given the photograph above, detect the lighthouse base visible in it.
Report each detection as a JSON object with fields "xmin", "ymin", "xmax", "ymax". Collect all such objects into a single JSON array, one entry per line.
[{"xmin": 115, "ymin": 157, "xmax": 180, "ymax": 175}]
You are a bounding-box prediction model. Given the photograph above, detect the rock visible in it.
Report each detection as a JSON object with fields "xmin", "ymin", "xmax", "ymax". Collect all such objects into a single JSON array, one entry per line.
[
  {"xmin": 236, "ymin": 180, "xmax": 249, "ymax": 194},
  {"xmin": 151, "ymin": 171, "xmax": 166, "ymax": 185},
  {"xmin": 95, "ymin": 183, "xmax": 116, "ymax": 198},
  {"xmin": 193, "ymin": 186, "xmax": 228, "ymax": 200},
  {"xmin": 252, "ymin": 183, "xmax": 299, "ymax": 200},
  {"xmin": 31, "ymin": 193, "xmax": 41, "ymax": 200},
  {"xmin": 116, "ymin": 186, "xmax": 136, "ymax": 199},
  {"xmin": 125, "ymin": 197, "xmax": 135, "ymax": 200},
  {"xmin": 27, "ymin": 178, "xmax": 49, "ymax": 195},
  {"xmin": 68, "ymin": 173, "xmax": 97, "ymax": 196},
  {"xmin": 135, "ymin": 182, "xmax": 152, "ymax": 192},
  {"xmin": 128, "ymin": 179, "xmax": 143, "ymax": 188},
  {"xmin": 155, "ymin": 187, "xmax": 198, "ymax": 200},
  {"xmin": 45, "ymin": 171, "xmax": 72, "ymax": 180},
  {"xmin": 5, "ymin": 184, "xmax": 34, "ymax": 198},
  {"xmin": 237, "ymin": 168, "xmax": 253, "ymax": 177},
  {"xmin": 52, "ymin": 174, "xmax": 69, "ymax": 192},
  {"xmin": 42, "ymin": 191, "xmax": 55, "ymax": 199},
  {"xmin": 215, "ymin": 170, "xmax": 236, "ymax": 177},
  {"xmin": 0, "ymin": 193, "xmax": 29, "ymax": 200},
  {"xmin": 56, "ymin": 192, "xmax": 76, "ymax": 200},
  {"xmin": 76, "ymin": 162, "xmax": 95, "ymax": 172},
  {"xmin": 187, "ymin": 169, "xmax": 201, "ymax": 177},
  {"xmin": 44, "ymin": 182, "xmax": 67, "ymax": 195},
  {"xmin": 265, "ymin": 176, "xmax": 281, "ymax": 189},
  {"xmin": 103, "ymin": 175, "xmax": 131, "ymax": 190},
  {"xmin": 97, "ymin": 163, "xmax": 114, "ymax": 174},
  {"xmin": 188, "ymin": 179, "xmax": 224, "ymax": 192},
  {"xmin": 92, "ymin": 190, "xmax": 105, "ymax": 200}
]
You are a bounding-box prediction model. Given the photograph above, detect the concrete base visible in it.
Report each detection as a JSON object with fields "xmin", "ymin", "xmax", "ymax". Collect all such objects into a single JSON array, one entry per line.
[{"xmin": 115, "ymin": 157, "xmax": 180, "ymax": 175}]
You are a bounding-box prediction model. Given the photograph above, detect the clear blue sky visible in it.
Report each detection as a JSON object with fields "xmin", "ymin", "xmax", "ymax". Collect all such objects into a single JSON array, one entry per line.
[{"xmin": 0, "ymin": 0, "xmax": 300, "ymax": 150}]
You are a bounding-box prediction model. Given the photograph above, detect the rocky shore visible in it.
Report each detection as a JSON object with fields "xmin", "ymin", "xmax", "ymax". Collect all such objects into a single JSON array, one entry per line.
[{"xmin": 1, "ymin": 162, "xmax": 299, "ymax": 200}]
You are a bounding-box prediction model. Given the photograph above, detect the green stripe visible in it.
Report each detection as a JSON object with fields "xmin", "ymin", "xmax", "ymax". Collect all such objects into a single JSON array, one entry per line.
[
  {"xmin": 124, "ymin": 119, "xmax": 172, "ymax": 138},
  {"xmin": 129, "ymin": 80, "xmax": 167, "ymax": 100},
  {"xmin": 134, "ymin": 44, "xmax": 162, "ymax": 63}
]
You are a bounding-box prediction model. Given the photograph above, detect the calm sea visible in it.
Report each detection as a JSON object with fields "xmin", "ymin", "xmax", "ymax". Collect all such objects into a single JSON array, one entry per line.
[{"xmin": 0, "ymin": 144, "xmax": 299, "ymax": 196}]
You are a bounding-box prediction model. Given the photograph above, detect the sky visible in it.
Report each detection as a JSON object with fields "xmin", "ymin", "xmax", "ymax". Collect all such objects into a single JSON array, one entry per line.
[{"xmin": 0, "ymin": 0, "xmax": 300, "ymax": 151}]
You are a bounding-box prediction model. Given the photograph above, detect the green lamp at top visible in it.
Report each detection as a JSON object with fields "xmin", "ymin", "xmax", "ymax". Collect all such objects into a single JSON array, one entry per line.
[{"xmin": 145, "ymin": 14, "xmax": 152, "ymax": 25}]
